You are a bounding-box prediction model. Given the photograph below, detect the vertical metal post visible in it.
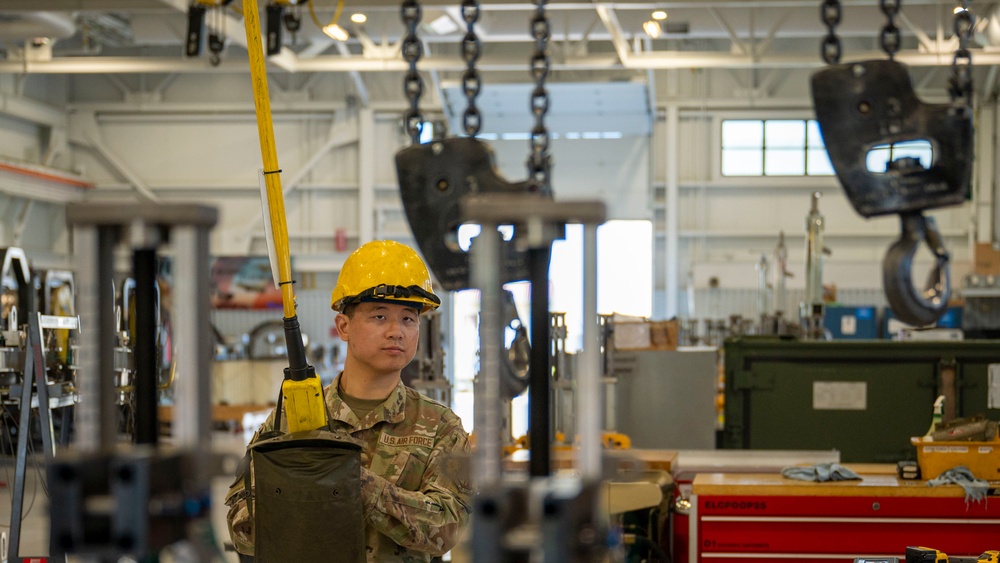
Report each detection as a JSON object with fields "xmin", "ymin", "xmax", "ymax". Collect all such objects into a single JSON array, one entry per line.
[
  {"xmin": 97, "ymin": 227, "xmax": 119, "ymax": 449},
  {"xmin": 73, "ymin": 224, "xmax": 120, "ymax": 451},
  {"xmin": 73, "ymin": 226, "xmax": 100, "ymax": 453},
  {"xmin": 172, "ymin": 226, "xmax": 213, "ymax": 451},
  {"xmin": 473, "ymin": 224, "xmax": 502, "ymax": 485},
  {"xmin": 665, "ymin": 104, "xmax": 680, "ymax": 318},
  {"xmin": 528, "ymin": 246, "xmax": 551, "ymax": 477},
  {"xmin": 577, "ymin": 223, "xmax": 601, "ymax": 480},
  {"xmin": 133, "ymin": 248, "xmax": 158, "ymax": 445},
  {"xmin": 358, "ymin": 108, "xmax": 375, "ymax": 243}
]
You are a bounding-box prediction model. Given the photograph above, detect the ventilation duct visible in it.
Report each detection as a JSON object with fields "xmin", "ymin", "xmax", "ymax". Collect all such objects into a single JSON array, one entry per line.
[{"xmin": 0, "ymin": 12, "xmax": 76, "ymax": 42}]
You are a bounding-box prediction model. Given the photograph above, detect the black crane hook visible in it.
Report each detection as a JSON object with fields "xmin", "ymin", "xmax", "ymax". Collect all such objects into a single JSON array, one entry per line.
[{"xmin": 882, "ymin": 212, "xmax": 950, "ymax": 326}]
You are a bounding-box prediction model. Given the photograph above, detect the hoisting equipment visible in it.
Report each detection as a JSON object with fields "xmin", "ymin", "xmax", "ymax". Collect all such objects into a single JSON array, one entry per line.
[
  {"xmin": 811, "ymin": 0, "xmax": 975, "ymax": 326},
  {"xmin": 395, "ymin": 0, "xmax": 555, "ymax": 291}
]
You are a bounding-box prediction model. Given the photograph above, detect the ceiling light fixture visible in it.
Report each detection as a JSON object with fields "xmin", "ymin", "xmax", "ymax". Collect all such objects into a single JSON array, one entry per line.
[
  {"xmin": 652, "ymin": 10, "xmax": 668, "ymax": 21},
  {"xmin": 350, "ymin": 13, "xmax": 367, "ymax": 24},
  {"xmin": 642, "ymin": 20, "xmax": 662, "ymax": 38},
  {"xmin": 323, "ymin": 23, "xmax": 349, "ymax": 41}
]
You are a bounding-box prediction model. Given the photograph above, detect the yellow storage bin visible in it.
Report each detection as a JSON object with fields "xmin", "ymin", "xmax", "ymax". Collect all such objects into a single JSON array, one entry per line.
[{"xmin": 910, "ymin": 435, "xmax": 1000, "ymax": 481}]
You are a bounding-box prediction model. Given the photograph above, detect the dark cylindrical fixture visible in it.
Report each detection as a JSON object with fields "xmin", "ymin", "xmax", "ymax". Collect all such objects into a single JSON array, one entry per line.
[
  {"xmin": 528, "ymin": 246, "xmax": 551, "ymax": 477},
  {"xmin": 133, "ymin": 248, "xmax": 158, "ymax": 445}
]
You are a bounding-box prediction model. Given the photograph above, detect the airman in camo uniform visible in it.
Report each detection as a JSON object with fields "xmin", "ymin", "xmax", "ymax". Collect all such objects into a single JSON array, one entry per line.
[{"xmin": 225, "ymin": 240, "xmax": 472, "ymax": 562}]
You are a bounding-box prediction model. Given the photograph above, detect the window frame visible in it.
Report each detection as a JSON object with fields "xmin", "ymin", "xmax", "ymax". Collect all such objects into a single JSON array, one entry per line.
[{"xmin": 714, "ymin": 113, "xmax": 835, "ymax": 181}]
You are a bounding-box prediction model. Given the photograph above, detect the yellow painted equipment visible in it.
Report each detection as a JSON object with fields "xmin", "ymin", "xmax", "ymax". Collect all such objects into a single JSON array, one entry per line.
[
  {"xmin": 904, "ymin": 547, "xmax": 1000, "ymax": 563},
  {"xmin": 242, "ymin": 0, "xmax": 327, "ymax": 433}
]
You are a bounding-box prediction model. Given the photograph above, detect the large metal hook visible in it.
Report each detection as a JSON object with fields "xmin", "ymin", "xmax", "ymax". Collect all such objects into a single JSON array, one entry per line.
[
  {"xmin": 882, "ymin": 212, "xmax": 950, "ymax": 326},
  {"xmin": 500, "ymin": 289, "xmax": 530, "ymax": 399}
]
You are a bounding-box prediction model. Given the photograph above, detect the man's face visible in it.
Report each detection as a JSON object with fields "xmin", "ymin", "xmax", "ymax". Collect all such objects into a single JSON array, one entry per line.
[{"xmin": 336, "ymin": 301, "xmax": 420, "ymax": 376}]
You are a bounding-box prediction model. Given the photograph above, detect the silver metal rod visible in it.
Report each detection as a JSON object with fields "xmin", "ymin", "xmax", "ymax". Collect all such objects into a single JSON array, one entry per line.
[
  {"xmin": 473, "ymin": 224, "xmax": 502, "ymax": 484},
  {"xmin": 72, "ymin": 225, "xmax": 100, "ymax": 452},
  {"xmin": 171, "ymin": 225, "xmax": 212, "ymax": 449},
  {"xmin": 577, "ymin": 222, "xmax": 601, "ymax": 479}
]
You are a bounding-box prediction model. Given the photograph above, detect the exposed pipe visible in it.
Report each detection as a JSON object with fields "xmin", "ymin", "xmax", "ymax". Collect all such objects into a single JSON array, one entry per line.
[
  {"xmin": 0, "ymin": 12, "xmax": 76, "ymax": 40},
  {"xmin": 0, "ymin": 161, "xmax": 93, "ymax": 188}
]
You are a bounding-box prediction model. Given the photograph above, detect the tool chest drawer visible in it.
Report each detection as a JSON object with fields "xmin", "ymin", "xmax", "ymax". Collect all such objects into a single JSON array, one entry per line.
[{"xmin": 692, "ymin": 473, "xmax": 1000, "ymax": 562}]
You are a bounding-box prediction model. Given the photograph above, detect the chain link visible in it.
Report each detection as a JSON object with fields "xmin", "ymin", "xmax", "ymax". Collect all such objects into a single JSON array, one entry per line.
[
  {"xmin": 949, "ymin": 1, "xmax": 974, "ymax": 104},
  {"xmin": 527, "ymin": 0, "xmax": 552, "ymax": 194},
  {"xmin": 401, "ymin": 0, "xmax": 424, "ymax": 144},
  {"xmin": 460, "ymin": 1, "xmax": 483, "ymax": 137},
  {"xmin": 879, "ymin": 0, "xmax": 901, "ymax": 60},
  {"xmin": 820, "ymin": 0, "xmax": 842, "ymax": 65}
]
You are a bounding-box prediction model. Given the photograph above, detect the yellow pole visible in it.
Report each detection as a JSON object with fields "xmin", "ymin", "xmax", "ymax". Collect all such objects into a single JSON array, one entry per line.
[
  {"xmin": 243, "ymin": 0, "xmax": 295, "ymax": 320},
  {"xmin": 242, "ymin": 0, "xmax": 328, "ymax": 432}
]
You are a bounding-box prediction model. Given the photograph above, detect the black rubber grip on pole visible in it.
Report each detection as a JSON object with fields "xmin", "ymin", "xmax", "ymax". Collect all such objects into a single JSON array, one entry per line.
[{"xmin": 283, "ymin": 315, "xmax": 315, "ymax": 381}]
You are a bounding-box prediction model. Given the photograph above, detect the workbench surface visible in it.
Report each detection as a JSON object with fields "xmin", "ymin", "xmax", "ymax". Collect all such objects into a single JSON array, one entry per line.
[
  {"xmin": 693, "ymin": 467, "xmax": 998, "ymax": 498},
  {"xmin": 503, "ymin": 448, "xmax": 677, "ymax": 473}
]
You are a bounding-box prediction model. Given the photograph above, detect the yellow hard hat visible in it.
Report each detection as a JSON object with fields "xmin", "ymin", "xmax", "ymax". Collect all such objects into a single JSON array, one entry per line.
[{"xmin": 331, "ymin": 240, "xmax": 440, "ymax": 313}]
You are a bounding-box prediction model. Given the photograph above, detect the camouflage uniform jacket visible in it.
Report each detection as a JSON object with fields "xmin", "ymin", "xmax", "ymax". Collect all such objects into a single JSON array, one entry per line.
[{"xmin": 225, "ymin": 373, "xmax": 473, "ymax": 562}]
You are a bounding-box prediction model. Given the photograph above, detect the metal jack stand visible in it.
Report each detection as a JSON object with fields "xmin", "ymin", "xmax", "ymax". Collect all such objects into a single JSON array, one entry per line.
[
  {"xmin": 51, "ymin": 204, "xmax": 218, "ymax": 562},
  {"xmin": 8, "ymin": 313, "xmax": 79, "ymax": 563},
  {"xmin": 463, "ymin": 194, "xmax": 607, "ymax": 563},
  {"xmin": 3, "ymin": 245, "xmax": 80, "ymax": 563}
]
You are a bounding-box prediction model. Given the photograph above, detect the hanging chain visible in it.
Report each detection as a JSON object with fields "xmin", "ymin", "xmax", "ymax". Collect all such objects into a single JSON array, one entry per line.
[
  {"xmin": 879, "ymin": 0, "xmax": 901, "ymax": 60},
  {"xmin": 949, "ymin": 1, "xmax": 974, "ymax": 105},
  {"xmin": 401, "ymin": 0, "xmax": 424, "ymax": 145},
  {"xmin": 820, "ymin": 0, "xmax": 842, "ymax": 65},
  {"xmin": 461, "ymin": 0, "xmax": 483, "ymax": 137},
  {"xmin": 527, "ymin": 0, "xmax": 552, "ymax": 194}
]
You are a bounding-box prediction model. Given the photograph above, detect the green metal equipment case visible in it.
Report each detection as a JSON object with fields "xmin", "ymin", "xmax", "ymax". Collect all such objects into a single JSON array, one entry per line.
[{"xmin": 722, "ymin": 337, "xmax": 1000, "ymax": 463}]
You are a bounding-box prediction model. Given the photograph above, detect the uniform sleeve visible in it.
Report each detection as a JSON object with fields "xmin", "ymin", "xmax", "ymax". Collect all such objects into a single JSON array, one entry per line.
[{"xmin": 360, "ymin": 418, "xmax": 473, "ymax": 556}]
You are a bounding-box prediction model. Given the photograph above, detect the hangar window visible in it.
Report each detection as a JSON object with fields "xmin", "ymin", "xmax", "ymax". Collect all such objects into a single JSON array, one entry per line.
[
  {"xmin": 721, "ymin": 119, "xmax": 834, "ymax": 177},
  {"xmin": 865, "ymin": 140, "xmax": 933, "ymax": 173}
]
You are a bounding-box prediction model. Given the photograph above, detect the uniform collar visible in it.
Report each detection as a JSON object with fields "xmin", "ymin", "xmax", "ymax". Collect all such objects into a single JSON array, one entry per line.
[{"xmin": 330, "ymin": 372, "xmax": 408, "ymax": 430}]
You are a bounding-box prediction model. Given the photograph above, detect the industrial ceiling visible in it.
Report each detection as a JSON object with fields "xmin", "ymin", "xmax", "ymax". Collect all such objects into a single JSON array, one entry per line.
[{"xmin": 0, "ymin": 1, "xmax": 997, "ymax": 77}]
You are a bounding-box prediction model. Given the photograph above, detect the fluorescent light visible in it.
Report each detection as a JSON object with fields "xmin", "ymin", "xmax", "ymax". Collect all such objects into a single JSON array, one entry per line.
[
  {"xmin": 642, "ymin": 20, "xmax": 662, "ymax": 38},
  {"xmin": 322, "ymin": 23, "xmax": 349, "ymax": 41},
  {"xmin": 350, "ymin": 13, "xmax": 367, "ymax": 24},
  {"xmin": 652, "ymin": 10, "xmax": 668, "ymax": 21}
]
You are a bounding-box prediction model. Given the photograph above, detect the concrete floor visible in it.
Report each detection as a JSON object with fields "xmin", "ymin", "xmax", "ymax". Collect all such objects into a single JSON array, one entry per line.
[{"xmin": 0, "ymin": 431, "xmax": 248, "ymax": 563}]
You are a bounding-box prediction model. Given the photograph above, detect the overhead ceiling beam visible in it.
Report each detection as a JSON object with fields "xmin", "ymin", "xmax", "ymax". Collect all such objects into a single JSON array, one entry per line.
[
  {"xmin": 897, "ymin": 11, "xmax": 937, "ymax": 53},
  {"xmin": 708, "ymin": 7, "xmax": 748, "ymax": 56},
  {"xmin": 754, "ymin": 10, "xmax": 792, "ymax": 58},
  {"xmin": 0, "ymin": 54, "xmax": 619, "ymax": 73},
  {"xmin": 593, "ymin": 5, "xmax": 631, "ymax": 65},
  {"xmin": 5, "ymin": 48, "xmax": 1000, "ymax": 75},
  {"xmin": 336, "ymin": 42, "xmax": 370, "ymax": 107},
  {"xmin": 0, "ymin": 0, "xmax": 960, "ymax": 8},
  {"xmin": 0, "ymin": 93, "xmax": 67, "ymax": 128},
  {"xmin": 571, "ymin": 15, "xmax": 602, "ymax": 57},
  {"xmin": 354, "ymin": 28, "xmax": 382, "ymax": 57}
]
